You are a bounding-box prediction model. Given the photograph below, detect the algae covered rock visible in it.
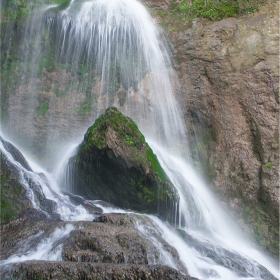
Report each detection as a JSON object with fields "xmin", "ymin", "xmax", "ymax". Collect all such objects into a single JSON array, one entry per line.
[
  {"xmin": 0, "ymin": 137, "xmax": 58, "ymax": 225},
  {"xmin": 68, "ymin": 107, "xmax": 179, "ymax": 221}
]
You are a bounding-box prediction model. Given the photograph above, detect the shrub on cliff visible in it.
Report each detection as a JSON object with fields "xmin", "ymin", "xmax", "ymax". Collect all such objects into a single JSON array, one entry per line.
[{"xmin": 170, "ymin": 0, "xmax": 266, "ymax": 21}]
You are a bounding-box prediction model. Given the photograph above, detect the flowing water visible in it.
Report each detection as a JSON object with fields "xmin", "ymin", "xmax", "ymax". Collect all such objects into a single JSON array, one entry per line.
[
  {"xmin": 3, "ymin": 0, "xmax": 187, "ymax": 166},
  {"xmin": 0, "ymin": 136, "xmax": 278, "ymax": 278},
  {"xmin": 1, "ymin": 0, "xmax": 279, "ymax": 279}
]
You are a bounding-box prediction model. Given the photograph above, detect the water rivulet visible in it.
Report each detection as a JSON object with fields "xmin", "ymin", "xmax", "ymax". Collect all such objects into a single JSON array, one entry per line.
[{"xmin": 1, "ymin": 0, "xmax": 279, "ymax": 279}]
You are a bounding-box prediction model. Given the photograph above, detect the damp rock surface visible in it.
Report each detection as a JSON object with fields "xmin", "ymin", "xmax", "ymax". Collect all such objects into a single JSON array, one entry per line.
[
  {"xmin": 1, "ymin": 213, "xmax": 197, "ymax": 280},
  {"xmin": 12, "ymin": 262, "xmax": 197, "ymax": 280},
  {"xmin": 0, "ymin": 138, "xmax": 58, "ymax": 225},
  {"xmin": 69, "ymin": 107, "xmax": 179, "ymax": 221},
  {"xmin": 147, "ymin": 0, "xmax": 280, "ymax": 257}
]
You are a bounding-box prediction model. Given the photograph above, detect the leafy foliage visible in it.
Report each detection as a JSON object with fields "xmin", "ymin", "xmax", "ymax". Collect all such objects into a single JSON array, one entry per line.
[
  {"xmin": 171, "ymin": 0, "xmax": 266, "ymax": 21},
  {"xmin": 1, "ymin": 0, "xmax": 71, "ymax": 22}
]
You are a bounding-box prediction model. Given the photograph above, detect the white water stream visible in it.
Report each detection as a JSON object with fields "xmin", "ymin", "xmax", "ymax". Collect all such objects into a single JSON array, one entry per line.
[
  {"xmin": 0, "ymin": 136, "xmax": 278, "ymax": 279},
  {"xmin": 1, "ymin": 0, "xmax": 279, "ymax": 278}
]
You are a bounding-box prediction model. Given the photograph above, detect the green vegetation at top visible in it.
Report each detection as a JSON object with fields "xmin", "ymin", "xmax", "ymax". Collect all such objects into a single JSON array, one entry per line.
[
  {"xmin": 83, "ymin": 107, "xmax": 145, "ymax": 150},
  {"xmin": 169, "ymin": 0, "xmax": 267, "ymax": 21},
  {"xmin": 1, "ymin": 0, "xmax": 71, "ymax": 22}
]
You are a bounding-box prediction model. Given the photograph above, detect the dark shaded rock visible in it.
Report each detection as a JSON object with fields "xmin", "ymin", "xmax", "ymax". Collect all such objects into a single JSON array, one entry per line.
[
  {"xmin": 11, "ymin": 261, "xmax": 198, "ymax": 280},
  {"xmin": 118, "ymin": 89, "xmax": 127, "ymax": 106},
  {"xmin": 0, "ymin": 137, "xmax": 35, "ymax": 224},
  {"xmin": 1, "ymin": 137, "xmax": 32, "ymax": 171},
  {"xmin": 18, "ymin": 207, "xmax": 49, "ymax": 222},
  {"xmin": 93, "ymin": 213, "xmax": 130, "ymax": 225},
  {"xmin": 68, "ymin": 107, "xmax": 179, "ymax": 222},
  {"xmin": 0, "ymin": 157, "xmax": 32, "ymax": 225},
  {"xmin": 0, "ymin": 137, "xmax": 58, "ymax": 225}
]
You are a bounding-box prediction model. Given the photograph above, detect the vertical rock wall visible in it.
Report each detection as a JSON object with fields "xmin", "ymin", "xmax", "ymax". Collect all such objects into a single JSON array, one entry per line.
[{"xmin": 147, "ymin": 1, "xmax": 279, "ymax": 256}]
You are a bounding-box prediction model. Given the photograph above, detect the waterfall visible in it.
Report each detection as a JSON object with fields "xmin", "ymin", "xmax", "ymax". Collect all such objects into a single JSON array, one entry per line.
[
  {"xmin": 1, "ymin": 0, "xmax": 279, "ymax": 279},
  {"xmin": 3, "ymin": 0, "xmax": 187, "ymax": 167}
]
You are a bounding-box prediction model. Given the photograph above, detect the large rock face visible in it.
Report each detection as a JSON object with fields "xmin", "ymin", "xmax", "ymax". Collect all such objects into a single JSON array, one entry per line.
[
  {"xmin": 68, "ymin": 107, "xmax": 179, "ymax": 221},
  {"xmin": 147, "ymin": 1, "xmax": 279, "ymax": 256}
]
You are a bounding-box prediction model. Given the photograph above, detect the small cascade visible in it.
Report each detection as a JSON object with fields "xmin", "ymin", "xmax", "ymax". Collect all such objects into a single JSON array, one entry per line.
[
  {"xmin": 0, "ymin": 224, "xmax": 75, "ymax": 265},
  {"xmin": 0, "ymin": 136, "xmax": 95, "ymax": 222},
  {"xmin": 147, "ymin": 141, "xmax": 279, "ymax": 278}
]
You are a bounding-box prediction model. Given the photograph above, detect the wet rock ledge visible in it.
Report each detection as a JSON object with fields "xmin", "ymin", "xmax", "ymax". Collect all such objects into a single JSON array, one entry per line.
[
  {"xmin": 1, "ymin": 213, "xmax": 198, "ymax": 280},
  {"xmin": 13, "ymin": 262, "xmax": 194, "ymax": 280}
]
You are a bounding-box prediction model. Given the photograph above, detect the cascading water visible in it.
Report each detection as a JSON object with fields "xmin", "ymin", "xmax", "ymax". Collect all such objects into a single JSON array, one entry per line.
[
  {"xmin": 1, "ymin": 0, "xmax": 279, "ymax": 279},
  {"xmin": 3, "ymin": 0, "xmax": 187, "ymax": 167},
  {"xmin": 0, "ymin": 136, "xmax": 278, "ymax": 278},
  {"xmin": 146, "ymin": 142, "xmax": 279, "ymax": 279},
  {"xmin": 0, "ymin": 135, "xmax": 96, "ymax": 222}
]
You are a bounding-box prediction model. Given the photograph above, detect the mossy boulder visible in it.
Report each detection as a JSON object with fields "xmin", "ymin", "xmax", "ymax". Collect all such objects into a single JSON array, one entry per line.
[{"xmin": 68, "ymin": 107, "xmax": 179, "ymax": 221}]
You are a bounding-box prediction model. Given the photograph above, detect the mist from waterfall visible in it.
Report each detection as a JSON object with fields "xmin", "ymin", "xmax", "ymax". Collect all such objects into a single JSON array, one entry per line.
[{"xmin": 3, "ymin": 0, "xmax": 188, "ymax": 166}]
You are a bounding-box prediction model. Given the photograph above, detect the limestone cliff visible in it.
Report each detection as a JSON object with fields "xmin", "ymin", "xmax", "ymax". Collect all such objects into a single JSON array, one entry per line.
[{"xmin": 148, "ymin": 1, "xmax": 279, "ymax": 256}]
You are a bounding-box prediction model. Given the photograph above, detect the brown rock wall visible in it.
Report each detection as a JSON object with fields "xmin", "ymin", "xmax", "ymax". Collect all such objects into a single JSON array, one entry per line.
[{"xmin": 147, "ymin": 1, "xmax": 279, "ymax": 256}]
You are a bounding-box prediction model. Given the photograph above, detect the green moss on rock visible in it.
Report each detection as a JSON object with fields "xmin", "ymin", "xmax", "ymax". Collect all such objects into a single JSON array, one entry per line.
[
  {"xmin": 0, "ymin": 160, "xmax": 31, "ymax": 225},
  {"xmin": 244, "ymin": 202, "xmax": 279, "ymax": 257},
  {"xmin": 69, "ymin": 107, "xmax": 179, "ymax": 222}
]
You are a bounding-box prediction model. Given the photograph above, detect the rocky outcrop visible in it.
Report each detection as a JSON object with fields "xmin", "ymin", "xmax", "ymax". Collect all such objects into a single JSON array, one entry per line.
[
  {"xmin": 0, "ymin": 138, "xmax": 192, "ymax": 279},
  {"xmin": 1, "ymin": 213, "xmax": 197, "ymax": 280},
  {"xmin": 11, "ymin": 262, "xmax": 196, "ymax": 280},
  {"xmin": 68, "ymin": 107, "xmax": 179, "ymax": 222},
  {"xmin": 63, "ymin": 213, "xmax": 187, "ymax": 271},
  {"xmin": 0, "ymin": 137, "xmax": 58, "ymax": 224},
  {"xmin": 148, "ymin": 1, "xmax": 279, "ymax": 256}
]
